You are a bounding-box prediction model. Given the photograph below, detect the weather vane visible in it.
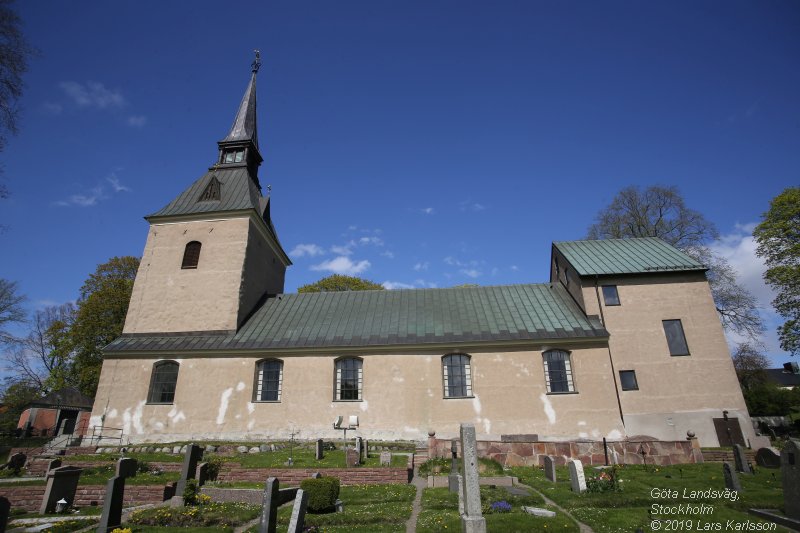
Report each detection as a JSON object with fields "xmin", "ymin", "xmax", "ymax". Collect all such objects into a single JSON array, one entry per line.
[{"xmin": 251, "ymin": 49, "xmax": 262, "ymax": 73}]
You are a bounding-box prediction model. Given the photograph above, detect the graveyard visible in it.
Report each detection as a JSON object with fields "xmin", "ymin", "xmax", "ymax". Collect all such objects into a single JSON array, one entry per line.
[{"xmin": 0, "ymin": 435, "xmax": 798, "ymax": 532}]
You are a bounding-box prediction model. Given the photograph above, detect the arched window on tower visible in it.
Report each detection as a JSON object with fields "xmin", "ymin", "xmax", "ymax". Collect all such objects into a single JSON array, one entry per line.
[
  {"xmin": 147, "ymin": 361, "xmax": 179, "ymax": 404},
  {"xmin": 181, "ymin": 241, "xmax": 202, "ymax": 269}
]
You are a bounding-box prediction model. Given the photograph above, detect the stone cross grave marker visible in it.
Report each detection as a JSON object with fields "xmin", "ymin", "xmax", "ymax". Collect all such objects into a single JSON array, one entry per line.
[
  {"xmin": 733, "ymin": 444, "xmax": 751, "ymax": 474},
  {"xmin": 459, "ymin": 423, "xmax": 486, "ymax": 533},
  {"xmin": 97, "ymin": 458, "xmax": 138, "ymax": 533},
  {"xmin": 380, "ymin": 451, "xmax": 391, "ymax": 466},
  {"xmin": 315, "ymin": 439, "xmax": 324, "ymax": 460},
  {"xmin": 568, "ymin": 460, "xmax": 586, "ymax": 493},
  {"xmin": 40, "ymin": 465, "xmax": 83, "ymax": 514},
  {"xmin": 544, "ymin": 455, "xmax": 556, "ymax": 482},
  {"xmin": 287, "ymin": 488, "xmax": 309, "ymax": 533},
  {"xmin": 782, "ymin": 439, "xmax": 800, "ymax": 521},
  {"xmin": 175, "ymin": 443, "xmax": 204, "ymax": 497},
  {"xmin": 722, "ymin": 462, "xmax": 742, "ymax": 493}
]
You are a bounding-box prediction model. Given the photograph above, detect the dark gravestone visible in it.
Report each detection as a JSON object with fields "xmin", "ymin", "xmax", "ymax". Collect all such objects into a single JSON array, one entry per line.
[
  {"xmin": 355, "ymin": 437, "xmax": 363, "ymax": 461},
  {"xmin": 755, "ymin": 448, "xmax": 781, "ymax": 469},
  {"xmin": 733, "ymin": 444, "xmax": 751, "ymax": 474},
  {"xmin": 175, "ymin": 443, "xmax": 204, "ymax": 496},
  {"xmin": 544, "ymin": 455, "xmax": 556, "ymax": 482},
  {"xmin": 47, "ymin": 459, "xmax": 62, "ymax": 474},
  {"xmin": 6, "ymin": 453, "xmax": 26, "ymax": 474},
  {"xmin": 723, "ymin": 462, "xmax": 742, "ymax": 492},
  {"xmin": 0, "ymin": 496, "xmax": 10, "ymax": 533},
  {"xmin": 196, "ymin": 462, "xmax": 208, "ymax": 486},
  {"xmin": 259, "ymin": 477, "xmax": 280, "ymax": 533},
  {"xmin": 782, "ymin": 439, "xmax": 800, "ymax": 521},
  {"xmin": 287, "ymin": 488, "xmax": 309, "ymax": 533},
  {"xmin": 40, "ymin": 466, "xmax": 83, "ymax": 514},
  {"xmin": 97, "ymin": 458, "xmax": 138, "ymax": 533},
  {"xmin": 315, "ymin": 439, "xmax": 324, "ymax": 460}
]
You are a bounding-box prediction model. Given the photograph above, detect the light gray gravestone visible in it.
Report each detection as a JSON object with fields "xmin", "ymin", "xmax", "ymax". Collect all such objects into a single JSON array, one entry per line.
[
  {"xmin": 346, "ymin": 447, "xmax": 360, "ymax": 467},
  {"xmin": 355, "ymin": 437, "xmax": 363, "ymax": 460},
  {"xmin": 258, "ymin": 477, "xmax": 280, "ymax": 533},
  {"xmin": 287, "ymin": 488, "xmax": 309, "ymax": 533},
  {"xmin": 380, "ymin": 451, "xmax": 391, "ymax": 466},
  {"xmin": 459, "ymin": 423, "xmax": 486, "ymax": 533},
  {"xmin": 544, "ymin": 455, "xmax": 557, "ymax": 482},
  {"xmin": 733, "ymin": 444, "xmax": 752, "ymax": 474},
  {"xmin": 175, "ymin": 443, "xmax": 204, "ymax": 496},
  {"xmin": 97, "ymin": 458, "xmax": 138, "ymax": 533},
  {"xmin": 568, "ymin": 460, "xmax": 586, "ymax": 493},
  {"xmin": 362, "ymin": 439, "xmax": 369, "ymax": 459},
  {"xmin": 781, "ymin": 439, "xmax": 800, "ymax": 521},
  {"xmin": 315, "ymin": 439, "xmax": 324, "ymax": 460},
  {"xmin": 722, "ymin": 462, "xmax": 742, "ymax": 493},
  {"xmin": 40, "ymin": 465, "xmax": 83, "ymax": 514}
]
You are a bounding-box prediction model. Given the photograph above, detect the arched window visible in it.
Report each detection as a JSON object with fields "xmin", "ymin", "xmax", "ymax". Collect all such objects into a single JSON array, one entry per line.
[
  {"xmin": 543, "ymin": 350, "xmax": 575, "ymax": 393},
  {"xmin": 254, "ymin": 359, "xmax": 283, "ymax": 402},
  {"xmin": 181, "ymin": 241, "xmax": 202, "ymax": 269},
  {"xmin": 147, "ymin": 361, "xmax": 179, "ymax": 404},
  {"xmin": 334, "ymin": 357, "xmax": 362, "ymax": 401},
  {"xmin": 442, "ymin": 354, "xmax": 472, "ymax": 398}
]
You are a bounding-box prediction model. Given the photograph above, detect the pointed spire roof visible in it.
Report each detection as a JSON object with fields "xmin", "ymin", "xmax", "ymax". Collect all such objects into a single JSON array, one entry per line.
[{"xmin": 221, "ymin": 51, "xmax": 261, "ymax": 148}]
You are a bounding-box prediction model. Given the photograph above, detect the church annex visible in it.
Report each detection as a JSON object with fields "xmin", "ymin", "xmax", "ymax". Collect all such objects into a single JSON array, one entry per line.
[{"xmin": 88, "ymin": 60, "xmax": 755, "ymax": 448}]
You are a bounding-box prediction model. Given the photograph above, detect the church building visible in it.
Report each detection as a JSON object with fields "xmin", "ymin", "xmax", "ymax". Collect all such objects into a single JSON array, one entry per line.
[{"xmin": 88, "ymin": 59, "xmax": 756, "ymax": 449}]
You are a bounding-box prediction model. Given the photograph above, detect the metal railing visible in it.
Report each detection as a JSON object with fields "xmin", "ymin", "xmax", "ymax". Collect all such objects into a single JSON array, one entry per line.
[{"xmin": 86, "ymin": 425, "xmax": 125, "ymax": 447}]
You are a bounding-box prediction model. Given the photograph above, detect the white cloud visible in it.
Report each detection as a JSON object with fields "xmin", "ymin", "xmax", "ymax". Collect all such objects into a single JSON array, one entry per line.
[
  {"xmin": 359, "ymin": 236, "xmax": 384, "ymax": 246},
  {"xmin": 459, "ymin": 200, "xmax": 487, "ymax": 212},
  {"xmin": 55, "ymin": 171, "xmax": 129, "ymax": 207},
  {"xmin": 383, "ymin": 281, "xmax": 415, "ymax": 290},
  {"xmin": 107, "ymin": 174, "xmax": 130, "ymax": 193},
  {"xmin": 59, "ymin": 81, "xmax": 126, "ymax": 109},
  {"xmin": 460, "ymin": 269, "xmax": 482, "ymax": 278},
  {"xmin": 710, "ymin": 223, "xmax": 774, "ymax": 307},
  {"xmin": 413, "ymin": 262, "xmax": 429, "ymax": 271},
  {"xmin": 127, "ymin": 115, "xmax": 147, "ymax": 128},
  {"xmin": 311, "ymin": 256, "xmax": 371, "ymax": 275},
  {"xmin": 290, "ymin": 243, "xmax": 325, "ymax": 258},
  {"xmin": 421, "ymin": 207, "xmax": 435, "ymax": 215},
  {"xmin": 380, "ymin": 251, "xmax": 395, "ymax": 259},
  {"xmin": 331, "ymin": 243, "xmax": 354, "ymax": 256},
  {"xmin": 510, "ymin": 265, "xmax": 519, "ymax": 271}
]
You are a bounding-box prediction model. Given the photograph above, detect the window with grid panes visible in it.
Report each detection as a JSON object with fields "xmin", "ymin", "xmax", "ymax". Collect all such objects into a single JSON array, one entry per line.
[
  {"xmin": 335, "ymin": 358, "xmax": 362, "ymax": 401},
  {"xmin": 181, "ymin": 241, "xmax": 201, "ymax": 269},
  {"xmin": 543, "ymin": 350, "xmax": 575, "ymax": 393},
  {"xmin": 254, "ymin": 359, "xmax": 283, "ymax": 402},
  {"xmin": 442, "ymin": 354, "xmax": 472, "ymax": 398},
  {"xmin": 147, "ymin": 361, "xmax": 179, "ymax": 404}
]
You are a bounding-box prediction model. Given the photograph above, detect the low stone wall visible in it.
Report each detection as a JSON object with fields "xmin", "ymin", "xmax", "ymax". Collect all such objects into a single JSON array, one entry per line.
[
  {"xmin": 0, "ymin": 484, "xmax": 169, "ymax": 512},
  {"xmin": 218, "ymin": 466, "xmax": 411, "ymax": 485},
  {"xmin": 428, "ymin": 438, "xmax": 702, "ymax": 466},
  {"xmin": 0, "ymin": 486, "xmax": 45, "ymax": 512},
  {"xmin": 702, "ymin": 449, "xmax": 756, "ymax": 463},
  {"xmin": 24, "ymin": 459, "xmax": 182, "ymax": 477}
]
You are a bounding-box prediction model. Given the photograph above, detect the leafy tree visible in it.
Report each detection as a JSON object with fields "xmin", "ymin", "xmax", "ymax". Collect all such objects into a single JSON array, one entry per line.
[
  {"xmin": 0, "ymin": 379, "xmax": 39, "ymax": 434},
  {"xmin": 731, "ymin": 342, "xmax": 769, "ymax": 391},
  {"xmin": 741, "ymin": 381, "xmax": 800, "ymax": 417},
  {"xmin": 587, "ymin": 185, "xmax": 763, "ymax": 339},
  {"xmin": 0, "ymin": 277, "xmax": 25, "ymax": 345},
  {"xmin": 298, "ymin": 274, "xmax": 384, "ymax": 293},
  {"xmin": 753, "ymin": 187, "xmax": 800, "ymax": 356}
]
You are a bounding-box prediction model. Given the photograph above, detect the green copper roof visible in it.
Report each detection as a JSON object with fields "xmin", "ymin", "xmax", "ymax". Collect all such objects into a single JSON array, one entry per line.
[
  {"xmin": 105, "ymin": 283, "xmax": 607, "ymax": 354},
  {"xmin": 554, "ymin": 238, "xmax": 706, "ymax": 276}
]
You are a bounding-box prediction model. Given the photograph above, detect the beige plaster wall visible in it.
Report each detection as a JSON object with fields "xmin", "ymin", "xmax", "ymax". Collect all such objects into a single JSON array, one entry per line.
[
  {"xmin": 578, "ymin": 273, "xmax": 755, "ymax": 447},
  {"xmin": 89, "ymin": 345, "xmax": 625, "ymax": 444},
  {"xmin": 123, "ymin": 218, "xmax": 250, "ymax": 334},
  {"xmin": 238, "ymin": 219, "xmax": 286, "ymax": 325}
]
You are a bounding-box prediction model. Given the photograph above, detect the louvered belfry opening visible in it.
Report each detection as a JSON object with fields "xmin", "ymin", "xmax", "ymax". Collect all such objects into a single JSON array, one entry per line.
[{"xmin": 181, "ymin": 241, "xmax": 202, "ymax": 269}]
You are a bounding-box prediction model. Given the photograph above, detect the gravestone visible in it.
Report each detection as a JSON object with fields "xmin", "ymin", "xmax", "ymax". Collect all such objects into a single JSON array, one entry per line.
[
  {"xmin": 6, "ymin": 453, "xmax": 25, "ymax": 474},
  {"xmin": 175, "ymin": 443, "xmax": 204, "ymax": 496},
  {"xmin": 733, "ymin": 444, "xmax": 752, "ymax": 474},
  {"xmin": 97, "ymin": 458, "xmax": 138, "ymax": 533},
  {"xmin": 0, "ymin": 496, "xmax": 10, "ymax": 533},
  {"xmin": 362, "ymin": 439, "xmax": 369, "ymax": 459},
  {"xmin": 287, "ymin": 488, "xmax": 309, "ymax": 533},
  {"xmin": 315, "ymin": 439, "xmax": 324, "ymax": 460},
  {"xmin": 544, "ymin": 455, "xmax": 556, "ymax": 482},
  {"xmin": 196, "ymin": 462, "xmax": 208, "ymax": 486},
  {"xmin": 722, "ymin": 462, "xmax": 742, "ymax": 493},
  {"xmin": 448, "ymin": 439, "xmax": 460, "ymax": 493},
  {"xmin": 346, "ymin": 447, "xmax": 360, "ymax": 468},
  {"xmin": 310, "ymin": 472, "xmax": 322, "ymax": 479},
  {"xmin": 259, "ymin": 477, "xmax": 280, "ymax": 533},
  {"xmin": 781, "ymin": 439, "xmax": 800, "ymax": 521},
  {"xmin": 459, "ymin": 423, "xmax": 486, "ymax": 533},
  {"xmin": 47, "ymin": 459, "xmax": 62, "ymax": 474},
  {"xmin": 355, "ymin": 437, "xmax": 363, "ymax": 460},
  {"xmin": 568, "ymin": 460, "xmax": 586, "ymax": 493},
  {"xmin": 755, "ymin": 447, "xmax": 781, "ymax": 469},
  {"xmin": 380, "ymin": 451, "xmax": 391, "ymax": 466},
  {"xmin": 40, "ymin": 466, "xmax": 83, "ymax": 514}
]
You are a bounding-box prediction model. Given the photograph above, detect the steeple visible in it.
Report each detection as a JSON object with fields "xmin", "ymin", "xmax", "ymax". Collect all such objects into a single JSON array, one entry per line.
[{"xmin": 217, "ymin": 50, "xmax": 264, "ymax": 189}]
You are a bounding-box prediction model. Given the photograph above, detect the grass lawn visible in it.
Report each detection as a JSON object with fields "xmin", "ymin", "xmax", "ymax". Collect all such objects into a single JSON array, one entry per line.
[
  {"xmin": 67, "ymin": 452, "xmax": 184, "ymax": 463},
  {"xmin": 126, "ymin": 501, "xmax": 261, "ymax": 530},
  {"xmin": 235, "ymin": 448, "xmax": 409, "ymax": 469},
  {"xmin": 76, "ymin": 465, "xmax": 181, "ymax": 485},
  {"xmin": 511, "ymin": 463, "xmax": 786, "ymax": 532},
  {"xmin": 417, "ymin": 485, "xmax": 578, "ymax": 532}
]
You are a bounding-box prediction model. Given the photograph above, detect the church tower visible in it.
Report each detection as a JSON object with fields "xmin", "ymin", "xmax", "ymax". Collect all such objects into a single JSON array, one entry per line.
[{"xmin": 123, "ymin": 52, "xmax": 291, "ymax": 335}]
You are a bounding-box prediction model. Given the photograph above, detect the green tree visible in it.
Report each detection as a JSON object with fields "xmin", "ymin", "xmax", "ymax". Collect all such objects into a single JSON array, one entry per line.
[
  {"xmin": 298, "ymin": 274, "xmax": 384, "ymax": 293},
  {"xmin": 0, "ymin": 379, "xmax": 39, "ymax": 434},
  {"xmin": 587, "ymin": 185, "xmax": 763, "ymax": 340},
  {"xmin": 753, "ymin": 186, "xmax": 800, "ymax": 356},
  {"xmin": 0, "ymin": 277, "xmax": 25, "ymax": 345}
]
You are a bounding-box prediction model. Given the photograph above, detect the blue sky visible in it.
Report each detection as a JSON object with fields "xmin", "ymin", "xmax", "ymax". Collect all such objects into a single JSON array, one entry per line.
[{"xmin": 1, "ymin": 1, "xmax": 798, "ymax": 365}]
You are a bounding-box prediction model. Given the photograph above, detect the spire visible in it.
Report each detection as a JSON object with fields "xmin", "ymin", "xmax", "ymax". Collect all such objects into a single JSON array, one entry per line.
[{"xmin": 222, "ymin": 50, "xmax": 261, "ymax": 147}]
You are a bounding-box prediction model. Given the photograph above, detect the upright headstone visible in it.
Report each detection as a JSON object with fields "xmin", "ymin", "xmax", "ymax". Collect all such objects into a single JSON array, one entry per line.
[
  {"xmin": 346, "ymin": 447, "xmax": 360, "ymax": 468},
  {"xmin": 40, "ymin": 466, "xmax": 83, "ymax": 514},
  {"xmin": 97, "ymin": 458, "xmax": 138, "ymax": 533},
  {"xmin": 362, "ymin": 439, "xmax": 369, "ymax": 459},
  {"xmin": 568, "ymin": 460, "xmax": 586, "ymax": 493},
  {"xmin": 315, "ymin": 439, "xmax": 324, "ymax": 460},
  {"xmin": 459, "ymin": 423, "xmax": 486, "ymax": 533},
  {"xmin": 258, "ymin": 477, "xmax": 280, "ymax": 533},
  {"xmin": 544, "ymin": 455, "xmax": 556, "ymax": 482},
  {"xmin": 175, "ymin": 443, "xmax": 204, "ymax": 496},
  {"xmin": 47, "ymin": 459, "xmax": 62, "ymax": 474},
  {"xmin": 781, "ymin": 439, "xmax": 800, "ymax": 521},
  {"xmin": 287, "ymin": 488, "xmax": 309, "ymax": 533},
  {"xmin": 355, "ymin": 437, "xmax": 363, "ymax": 460},
  {"xmin": 379, "ymin": 451, "xmax": 391, "ymax": 466},
  {"xmin": 722, "ymin": 462, "xmax": 742, "ymax": 493},
  {"xmin": 448, "ymin": 439, "xmax": 460, "ymax": 493},
  {"xmin": 0, "ymin": 496, "xmax": 10, "ymax": 533},
  {"xmin": 733, "ymin": 444, "xmax": 752, "ymax": 474},
  {"xmin": 196, "ymin": 462, "xmax": 209, "ymax": 486},
  {"xmin": 755, "ymin": 448, "xmax": 781, "ymax": 469}
]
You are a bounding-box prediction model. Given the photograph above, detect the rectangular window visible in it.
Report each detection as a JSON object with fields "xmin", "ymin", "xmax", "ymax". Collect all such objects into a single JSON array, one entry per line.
[
  {"xmin": 335, "ymin": 358, "xmax": 363, "ymax": 401},
  {"xmin": 663, "ymin": 319, "xmax": 690, "ymax": 356},
  {"xmin": 443, "ymin": 354, "xmax": 472, "ymax": 398},
  {"xmin": 255, "ymin": 360, "xmax": 283, "ymax": 402},
  {"xmin": 602, "ymin": 285, "xmax": 620, "ymax": 306},
  {"xmin": 619, "ymin": 370, "xmax": 639, "ymax": 391},
  {"xmin": 543, "ymin": 350, "xmax": 575, "ymax": 393}
]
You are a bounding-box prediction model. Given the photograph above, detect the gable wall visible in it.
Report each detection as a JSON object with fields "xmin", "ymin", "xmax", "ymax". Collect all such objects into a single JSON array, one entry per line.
[{"xmin": 238, "ymin": 218, "xmax": 286, "ymax": 327}]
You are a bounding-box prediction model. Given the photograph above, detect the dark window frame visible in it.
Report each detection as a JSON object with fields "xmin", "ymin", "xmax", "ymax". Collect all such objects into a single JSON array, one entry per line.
[
  {"xmin": 663, "ymin": 319, "xmax": 690, "ymax": 356},
  {"xmin": 181, "ymin": 241, "xmax": 202, "ymax": 269},
  {"xmin": 442, "ymin": 354, "xmax": 473, "ymax": 398},
  {"xmin": 602, "ymin": 285, "xmax": 621, "ymax": 306},
  {"xmin": 334, "ymin": 357, "xmax": 363, "ymax": 401},
  {"xmin": 253, "ymin": 358, "xmax": 283, "ymax": 402},
  {"xmin": 619, "ymin": 370, "xmax": 639, "ymax": 391},
  {"xmin": 543, "ymin": 350, "xmax": 576, "ymax": 394},
  {"xmin": 147, "ymin": 361, "xmax": 179, "ymax": 404}
]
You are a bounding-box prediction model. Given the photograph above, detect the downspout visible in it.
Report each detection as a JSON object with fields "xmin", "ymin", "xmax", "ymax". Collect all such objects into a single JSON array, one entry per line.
[{"xmin": 595, "ymin": 275, "xmax": 625, "ymax": 426}]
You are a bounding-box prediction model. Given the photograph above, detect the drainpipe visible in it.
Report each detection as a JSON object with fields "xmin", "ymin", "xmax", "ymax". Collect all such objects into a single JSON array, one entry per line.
[{"xmin": 595, "ymin": 275, "xmax": 625, "ymax": 426}]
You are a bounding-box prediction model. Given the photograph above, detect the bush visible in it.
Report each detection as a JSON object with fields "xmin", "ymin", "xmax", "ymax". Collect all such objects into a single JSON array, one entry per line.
[
  {"xmin": 183, "ymin": 479, "xmax": 199, "ymax": 505},
  {"xmin": 205, "ymin": 455, "xmax": 224, "ymax": 481},
  {"xmin": 300, "ymin": 476, "xmax": 341, "ymax": 512}
]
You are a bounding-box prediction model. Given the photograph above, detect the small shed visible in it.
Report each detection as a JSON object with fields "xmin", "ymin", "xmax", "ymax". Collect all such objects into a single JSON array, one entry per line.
[{"xmin": 17, "ymin": 388, "xmax": 94, "ymax": 438}]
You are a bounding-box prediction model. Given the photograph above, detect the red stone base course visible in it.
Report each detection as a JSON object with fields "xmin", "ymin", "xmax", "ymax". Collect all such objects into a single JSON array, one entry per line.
[
  {"xmin": 0, "ymin": 484, "xmax": 169, "ymax": 512},
  {"xmin": 218, "ymin": 466, "xmax": 411, "ymax": 485}
]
